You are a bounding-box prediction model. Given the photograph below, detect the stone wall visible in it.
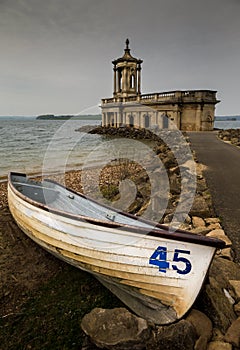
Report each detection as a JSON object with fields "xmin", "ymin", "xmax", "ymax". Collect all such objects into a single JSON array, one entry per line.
[{"xmin": 101, "ymin": 90, "xmax": 218, "ymax": 131}]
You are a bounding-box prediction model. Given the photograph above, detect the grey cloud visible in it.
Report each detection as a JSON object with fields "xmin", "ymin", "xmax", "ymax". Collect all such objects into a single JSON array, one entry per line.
[{"xmin": 0, "ymin": 0, "xmax": 240, "ymax": 115}]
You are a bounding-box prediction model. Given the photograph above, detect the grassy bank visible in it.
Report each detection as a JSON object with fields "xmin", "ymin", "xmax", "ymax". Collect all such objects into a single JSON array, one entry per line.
[{"xmin": 0, "ymin": 264, "xmax": 122, "ymax": 350}]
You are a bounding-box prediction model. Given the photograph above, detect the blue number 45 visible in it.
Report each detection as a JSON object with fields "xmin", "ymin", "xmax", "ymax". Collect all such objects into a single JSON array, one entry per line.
[
  {"xmin": 149, "ymin": 246, "xmax": 192, "ymax": 275},
  {"xmin": 149, "ymin": 246, "xmax": 169, "ymax": 273}
]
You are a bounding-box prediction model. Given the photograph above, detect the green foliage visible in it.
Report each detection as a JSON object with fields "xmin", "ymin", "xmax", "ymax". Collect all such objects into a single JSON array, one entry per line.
[{"xmin": 100, "ymin": 184, "xmax": 119, "ymax": 200}]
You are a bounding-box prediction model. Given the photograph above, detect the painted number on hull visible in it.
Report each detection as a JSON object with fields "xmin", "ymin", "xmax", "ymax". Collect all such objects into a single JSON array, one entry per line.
[{"xmin": 149, "ymin": 247, "xmax": 192, "ymax": 275}]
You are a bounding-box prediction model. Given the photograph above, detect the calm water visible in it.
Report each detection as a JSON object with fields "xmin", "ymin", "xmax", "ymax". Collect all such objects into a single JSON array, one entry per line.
[
  {"xmin": 0, "ymin": 117, "xmax": 239, "ymax": 180},
  {"xmin": 0, "ymin": 117, "xmax": 102, "ymax": 180},
  {"xmin": 214, "ymin": 120, "xmax": 240, "ymax": 130}
]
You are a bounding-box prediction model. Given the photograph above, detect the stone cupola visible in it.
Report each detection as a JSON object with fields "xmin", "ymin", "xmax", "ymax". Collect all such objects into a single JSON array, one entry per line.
[{"xmin": 112, "ymin": 39, "xmax": 143, "ymax": 98}]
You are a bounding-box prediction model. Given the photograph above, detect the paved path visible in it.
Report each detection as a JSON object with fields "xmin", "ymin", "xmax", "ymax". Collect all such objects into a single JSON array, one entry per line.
[{"xmin": 188, "ymin": 131, "xmax": 240, "ymax": 262}]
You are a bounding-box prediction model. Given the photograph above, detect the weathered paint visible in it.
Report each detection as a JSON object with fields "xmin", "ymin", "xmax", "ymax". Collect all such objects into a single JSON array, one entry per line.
[{"xmin": 8, "ymin": 174, "xmax": 220, "ymax": 324}]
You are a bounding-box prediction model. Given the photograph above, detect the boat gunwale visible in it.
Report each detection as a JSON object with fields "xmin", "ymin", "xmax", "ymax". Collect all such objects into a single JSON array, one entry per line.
[{"xmin": 8, "ymin": 172, "xmax": 225, "ymax": 249}]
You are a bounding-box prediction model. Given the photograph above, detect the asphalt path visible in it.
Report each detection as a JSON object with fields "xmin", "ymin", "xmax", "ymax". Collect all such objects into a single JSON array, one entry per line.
[{"xmin": 188, "ymin": 131, "xmax": 240, "ymax": 263}]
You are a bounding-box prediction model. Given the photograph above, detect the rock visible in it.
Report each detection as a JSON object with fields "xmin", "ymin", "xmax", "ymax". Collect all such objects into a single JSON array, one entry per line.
[
  {"xmin": 207, "ymin": 223, "xmax": 221, "ymax": 230},
  {"xmin": 201, "ymin": 258, "xmax": 240, "ymax": 332},
  {"xmin": 199, "ymin": 276, "xmax": 236, "ymax": 332},
  {"xmin": 181, "ymin": 159, "xmax": 197, "ymax": 173},
  {"xmin": 163, "ymin": 213, "xmax": 174, "ymax": 224},
  {"xmin": 216, "ymin": 248, "xmax": 234, "ymax": 261},
  {"xmin": 229, "ymin": 280, "xmax": 240, "ymax": 300},
  {"xmin": 179, "ymin": 222, "xmax": 192, "ymax": 231},
  {"xmin": 223, "ymin": 289, "xmax": 235, "ymax": 305},
  {"xmin": 205, "ymin": 218, "xmax": 221, "ymax": 225},
  {"xmin": 81, "ymin": 336, "xmax": 101, "ymax": 350},
  {"xmin": 186, "ymin": 309, "xmax": 212, "ymax": 350},
  {"xmin": 206, "ymin": 229, "xmax": 232, "ymax": 247},
  {"xmin": 192, "ymin": 216, "xmax": 206, "ymax": 228},
  {"xmin": 196, "ymin": 179, "xmax": 208, "ymax": 193},
  {"xmin": 209, "ymin": 258, "xmax": 240, "ymax": 289},
  {"xmin": 162, "ymin": 152, "xmax": 178, "ymax": 169},
  {"xmin": 81, "ymin": 308, "xmax": 150, "ymax": 350},
  {"xmin": 207, "ymin": 340, "xmax": 232, "ymax": 350},
  {"xmin": 234, "ymin": 302, "xmax": 240, "ymax": 316},
  {"xmin": 211, "ymin": 327, "xmax": 224, "ymax": 341},
  {"xmin": 224, "ymin": 317, "xmax": 240, "ymax": 347},
  {"xmin": 169, "ymin": 172, "xmax": 181, "ymax": 195},
  {"xmin": 190, "ymin": 195, "xmax": 212, "ymax": 218},
  {"xmin": 185, "ymin": 214, "xmax": 192, "ymax": 224},
  {"xmin": 231, "ymin": 137, "xmax": 239, "ymax": 144},
  {"xmin": 190, "ymin": 227, "xmax": 210, "ymax": 235},
  {"xmin": 207, "ymin": 228, "xmax": 224, "ymax": 236},
  {"xmin": 147, "ymin": 320, "xmax": 197, "ymax": 350},
  {"xmin": 218, "ymin": 129, "xmax": 240, "ymax": 148}
]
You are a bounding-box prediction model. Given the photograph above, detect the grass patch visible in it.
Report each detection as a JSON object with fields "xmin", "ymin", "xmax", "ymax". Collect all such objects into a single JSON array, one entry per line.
[{"xmin": 0, "ymin": 265, "xmax": 122, "ymax": 350}]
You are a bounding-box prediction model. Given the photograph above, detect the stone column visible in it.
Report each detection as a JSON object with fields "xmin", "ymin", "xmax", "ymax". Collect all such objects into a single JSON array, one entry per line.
[
  {"xmin": 122, "ymin": 67, "xmax": 127, "ymax": 93},
  {"xmin": 196, "ymin": 105, "xmax": 203, "ymax": 131},
  {"xmin": 156, "ymin": 111, "xmax": 162, "ymax": 129},
  {"xmin": 113, "ymin": 65, "xmax": 117, "ymax": 96},
  {"xmin": 102, "ymin": 113, "xmax": 106, "ymax": 126},
  {"xmin": 124, "ymin": 112, "xmax": 127, "ymax": 125},
  {"xmin": 137, "ymin": 64, "xmax": 141, "ymax": 95},
  {"xmin": 115, "ymin": 112, "xmax": 118, "ymax": 127},
  {"xmin": 118, "ymin": 69, "xmax": 122, "ymax": 92},
  {"xmin": 126, "ymin": 67, "xmax": 129, "ymax": 92},
  {"xmin": 137, "ymin": 111, "xmax": 141, "ymax": 128}
]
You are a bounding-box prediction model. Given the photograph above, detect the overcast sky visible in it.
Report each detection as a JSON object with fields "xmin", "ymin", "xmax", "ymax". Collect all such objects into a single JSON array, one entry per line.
[{"xmin": 0, "ymin": 0, "xmax": 239, "ymax": 116}]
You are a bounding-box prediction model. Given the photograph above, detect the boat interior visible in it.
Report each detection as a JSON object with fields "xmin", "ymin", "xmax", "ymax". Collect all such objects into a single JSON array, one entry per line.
[{"xmin": 10, "ymin": 173, "xmax": 154, "ymax": 229}]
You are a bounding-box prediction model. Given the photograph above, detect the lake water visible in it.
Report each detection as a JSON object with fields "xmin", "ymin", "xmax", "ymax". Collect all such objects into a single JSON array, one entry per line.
[
  {"xmin": 214, "ymin": 120, "xmax": 240, "ymax": 130},
  {"xmin": 0, "ymin": 117, "xmax": 102, "ymax": 180},
  {"xmin": 0, "ymin": 117, "xmax": 239, "ymax": 181}
]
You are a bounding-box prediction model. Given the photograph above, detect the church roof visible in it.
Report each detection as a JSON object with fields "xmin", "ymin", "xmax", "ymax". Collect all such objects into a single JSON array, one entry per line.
[{"xmin": 112, "ymin": 39, "xmax": 143, "ymax": 65}]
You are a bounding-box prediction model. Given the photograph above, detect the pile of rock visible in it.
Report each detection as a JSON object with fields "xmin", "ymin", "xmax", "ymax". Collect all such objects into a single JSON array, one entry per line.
[
  {"xmin": 87, "ymin": 125, "xmax": 163, "ymax": 141},
  {"xmin": 218, "ymin": 129, "xmax": 240, "ymax": 147},
  {"xmin": 80, "ymin": 236, "xmax": 240, "ymax": 349},
  {"xmin": 83, "ymin": 126, "xmax": 210, "ymax": 225},
  {"xmin": 78, "ymin": 126, "xmax": 240, "ymax": 350},
  {"xmin": 81, "ymin": 300, "xmax": 240, "ymax": 350},
  {"xmin": 80, "ymin": 218, "xmax": 240, "ymax": 350}
]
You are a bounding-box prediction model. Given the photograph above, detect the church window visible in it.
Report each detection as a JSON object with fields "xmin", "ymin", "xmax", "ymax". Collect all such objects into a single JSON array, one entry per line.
[
  {"xmin": 144, "ymin": 114, "xmax": 150, "ymax": 128},
  {"xmin": 129, "ymin": 115, "xmax": 134, "ymax": 127},
  {"xmin": 130, "ymin": 74, "xmax": 135, "ymax": 89},
  {"xmin": 118, "ymin": 69, "xmax": 122, "ymax": 92}
]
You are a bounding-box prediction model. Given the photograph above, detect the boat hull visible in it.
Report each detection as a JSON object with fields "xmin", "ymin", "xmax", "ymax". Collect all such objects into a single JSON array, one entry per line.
[{"xmin": 8, "ymin": 177, "xmax": 218, "ymax": 324}]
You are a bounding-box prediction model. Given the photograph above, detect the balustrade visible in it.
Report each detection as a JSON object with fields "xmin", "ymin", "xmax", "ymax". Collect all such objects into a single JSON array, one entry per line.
[{"xmin": 102, "ymin": 90, "xmax": 217, "ymax": 105}]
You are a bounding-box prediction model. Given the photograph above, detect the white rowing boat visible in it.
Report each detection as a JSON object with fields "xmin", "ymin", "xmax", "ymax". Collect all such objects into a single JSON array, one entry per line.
[{"xmin": 8, "ymin": 172, "xmax": 225, "ymax": 324}]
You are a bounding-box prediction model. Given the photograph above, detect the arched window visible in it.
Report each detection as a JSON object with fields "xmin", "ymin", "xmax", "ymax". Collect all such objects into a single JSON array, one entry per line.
[
  {"xmin": 129, "ymin": 115, "xmax": 134, "ymax": 127},
  {"xmin": 144, "ymin": 114, "xmax": 150, "ymax": 128},
  {"xmin": 130, "ymin": 74, "xmax": 135, "ymax": 89},
  {"xmin": 162, "ymin": 113, "xmax": 169, "ymax": 129},
  {"xmin": 118, "ymin": 69, "xmax": 122, "ymax": 92},
  {"xmin": 207, "ymin": 114, "xmax": 213, "ymax": 123}
]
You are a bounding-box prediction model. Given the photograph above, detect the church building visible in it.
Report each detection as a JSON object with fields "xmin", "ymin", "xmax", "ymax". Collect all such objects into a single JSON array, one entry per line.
[{"xmin": 101, "ymin": 39, "xmax": 220, "ymax": 131}]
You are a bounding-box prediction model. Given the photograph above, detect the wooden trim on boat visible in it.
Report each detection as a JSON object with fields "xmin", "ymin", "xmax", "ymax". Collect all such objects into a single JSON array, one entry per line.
[{"xmin": 8, "ymin": 172, "xmax": 225, "ymax": 249}]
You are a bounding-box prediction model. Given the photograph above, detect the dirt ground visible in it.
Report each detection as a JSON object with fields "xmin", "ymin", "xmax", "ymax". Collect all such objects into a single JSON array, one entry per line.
[
  {"xmin": 0, "ymin": 170, "xmax": 126, "ymax": 349},
  {"xmin": 0, "ymin": 203, "xmax": 64, "ymax": 319},
  {"xmin": 0, "ymin": 172, "xmax": 82, "ymax": 319},
  {"xmin": 0, "ymin": 168, "xmax": 124, "ymax": 320}
]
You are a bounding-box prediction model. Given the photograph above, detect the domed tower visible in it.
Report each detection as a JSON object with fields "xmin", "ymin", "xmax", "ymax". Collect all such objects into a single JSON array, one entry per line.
[{"xmin": 112, "ymin": 39, "xmax": 143, "ymax": 98}]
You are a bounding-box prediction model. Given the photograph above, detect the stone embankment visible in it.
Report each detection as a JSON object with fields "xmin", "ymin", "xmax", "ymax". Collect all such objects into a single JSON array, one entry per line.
[
  {"xmin": 218, "ymin": 129, "xmax": 240, "ymax": 147},
  {"xmin": 79, "ymin": 126, "xmax": 240, "ymax": 350}
]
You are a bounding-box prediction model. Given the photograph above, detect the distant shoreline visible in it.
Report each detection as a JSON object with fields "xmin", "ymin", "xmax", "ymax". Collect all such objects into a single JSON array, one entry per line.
[
  {"xmin": 36, "ymin": 114, "xmax": 102, "ymax": 120},
  {"xmin": 215, "ymin": 115, "xmax": 240, "ymax": 121}
]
